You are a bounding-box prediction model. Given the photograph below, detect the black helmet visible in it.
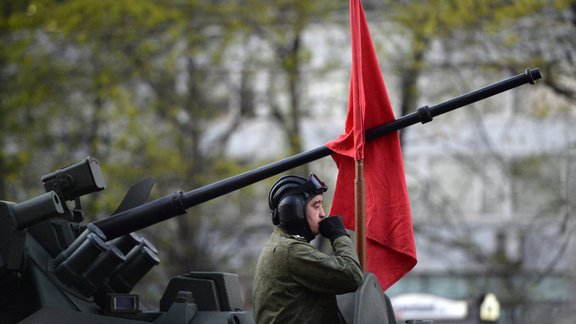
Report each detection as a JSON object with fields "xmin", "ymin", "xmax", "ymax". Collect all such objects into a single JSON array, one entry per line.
[{"xmin": 268, "ymin": 173, "xmax": 327, "ymax": 241}]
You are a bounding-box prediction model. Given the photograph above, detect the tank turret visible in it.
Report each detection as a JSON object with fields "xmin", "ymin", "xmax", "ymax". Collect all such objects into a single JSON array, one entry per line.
[{"xmin": 0, "ymin": 158, "xmax": 253, "ymax": 323}]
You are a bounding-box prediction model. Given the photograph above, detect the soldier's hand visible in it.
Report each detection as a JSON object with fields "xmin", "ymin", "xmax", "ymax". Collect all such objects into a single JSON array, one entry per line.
[{"xmin": 319, "ymin": 215, "xmax": 349, "ymax": 242}]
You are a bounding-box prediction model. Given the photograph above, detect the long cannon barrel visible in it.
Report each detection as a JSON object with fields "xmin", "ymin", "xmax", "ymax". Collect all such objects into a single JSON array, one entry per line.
[{"xmin": 94, "ymin": 68, "xmax": 542, "ymax": 240}]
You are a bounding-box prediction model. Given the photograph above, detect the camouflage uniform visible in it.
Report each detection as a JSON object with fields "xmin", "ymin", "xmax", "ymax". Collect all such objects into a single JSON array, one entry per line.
[{"xmin": 253, "ymin": 226, "xmax": 363, "ymax": 324}]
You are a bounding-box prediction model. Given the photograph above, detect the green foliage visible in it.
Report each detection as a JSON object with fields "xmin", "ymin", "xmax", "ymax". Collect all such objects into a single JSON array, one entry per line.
[
  {"xmin": 0, "ymin": 0, "xmax": 258, "ymax": 278},
  {"xmin": 0, "ymin": 0, "xmax": 346, "ymax": 287}
]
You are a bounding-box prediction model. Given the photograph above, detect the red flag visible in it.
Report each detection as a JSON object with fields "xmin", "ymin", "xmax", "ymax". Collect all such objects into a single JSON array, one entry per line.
[{"xmin": 326, "ymin": 0, "xmax": 417, "ymax": 290}]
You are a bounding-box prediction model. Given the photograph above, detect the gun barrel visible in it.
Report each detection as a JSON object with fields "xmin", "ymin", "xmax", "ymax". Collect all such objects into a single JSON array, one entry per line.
[
  {"xmin": 94, "ymin": 68, "xmax": 542, "ymax": 240},
  {"xmin": 366, "ymin": 68, "xmax": 542, "ymax": 140}
]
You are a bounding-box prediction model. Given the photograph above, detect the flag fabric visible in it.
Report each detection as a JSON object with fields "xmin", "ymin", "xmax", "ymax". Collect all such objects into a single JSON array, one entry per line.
[{"xmin": 326, "ymin": 0, "xmax": 417, "ymax": 290}]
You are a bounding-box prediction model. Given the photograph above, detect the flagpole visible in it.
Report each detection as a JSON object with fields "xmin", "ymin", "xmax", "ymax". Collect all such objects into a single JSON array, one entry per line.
[{"xmin": 355, "ymin": 159, "xmax": 366, "ymax": 271}]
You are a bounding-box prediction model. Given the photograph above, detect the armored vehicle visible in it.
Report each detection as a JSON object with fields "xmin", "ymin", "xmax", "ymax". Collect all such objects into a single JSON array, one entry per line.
[{"xmin": 0, "ymin": 69, "xmax": 540, "ymax": 323}]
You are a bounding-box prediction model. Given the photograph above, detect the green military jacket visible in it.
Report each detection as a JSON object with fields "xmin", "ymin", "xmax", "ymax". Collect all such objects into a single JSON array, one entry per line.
[{"xmin": 252, "ymin": 226, "xmax": 363, "ymax": 324}]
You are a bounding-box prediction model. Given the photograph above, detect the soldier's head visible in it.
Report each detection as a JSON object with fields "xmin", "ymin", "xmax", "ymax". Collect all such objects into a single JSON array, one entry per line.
[{"xmin": 268, "ymin": 173, "xmax": 328, "ymax": 242}]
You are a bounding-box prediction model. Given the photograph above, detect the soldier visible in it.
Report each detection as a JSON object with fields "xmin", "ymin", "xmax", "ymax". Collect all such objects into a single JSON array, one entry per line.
[{"xmin": 253, "ymin": 173, "xmax": 363, "ymax": 324}]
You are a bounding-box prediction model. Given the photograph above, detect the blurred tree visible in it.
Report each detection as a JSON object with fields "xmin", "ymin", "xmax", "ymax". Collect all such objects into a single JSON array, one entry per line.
[
  {"xmin": 0, "ymin": 0, "xmax": 60, "ymax": 200},
  {"xmin": 0, "ymin": 0, "xmax": 260, "ymax": 284},
  {"xmin": 0, "ymin": 0, "xmax": 349, "ymax": 303},
  {"xmin": 367, "ymin": 0, "xmax": 576, "ymax": 143},
  {"xmin": 241, "ymin": 0, "xmax": 340, "ymax": 161},
  {"xmin": 370, "ymin": 1, "xmax": 576, "ymax": 322}
]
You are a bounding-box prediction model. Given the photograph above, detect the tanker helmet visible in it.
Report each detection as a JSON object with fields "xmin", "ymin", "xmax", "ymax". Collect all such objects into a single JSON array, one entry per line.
[{"xmin": 268, "ymin": 173, "xmax": 328, "ymax": 241}]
